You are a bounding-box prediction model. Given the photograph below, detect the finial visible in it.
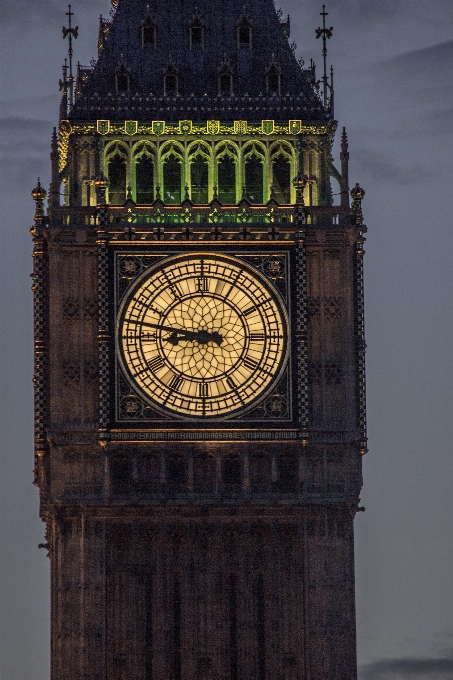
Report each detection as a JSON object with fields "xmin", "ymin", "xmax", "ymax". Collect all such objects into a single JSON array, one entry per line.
[
  {"xmin": 315, "ymin": 5, "xmax": 333, "ymax": 108},
  {"xmin": 155, "ymin": 184, "xmax": 161, "ymax": 201},
  {"xmin": 269, "ymin": 185, "xmax": 277, "ymax": 202},
  {"xmin": 212, "ymin": 184, "xmax": 219, "ymax": 201},
  {"xmin": 350, "ymin": 183, "xmax": 365, "ymax": 223},
  {"xmin": 94, "ymin": 173, "xmax": 108, "ymax": 204},
  {"xmin": 184, "ymin": 183, "xmax": 190, "ymax": 201},
  {"xmin": 126, "ymin": 185, "xmax": 133, "ymax": 201},
  {"xmin": 31, "ymin": 179, "xmax": 47, "ymax": 232},
  {"xmin": 62, "ymin": 4, "xmax": 78, "ymax": 108}
]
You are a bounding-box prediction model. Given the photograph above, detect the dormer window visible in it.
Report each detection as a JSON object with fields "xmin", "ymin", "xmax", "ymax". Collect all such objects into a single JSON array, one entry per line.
[
  {"xmin": 266, "ymin": 64, "xmax": 281, "ymax": 95},
  {"xmin": 164, "ymin": 65, "xmax": 178, "ymax": 95},
  {"xmin": 116, "ymin": 64, "xmax": 129, "ymax": 93},
  {"xmin": 190, "ymin": 18, "xmax": 204, "ymax": 49},
  {"xmin": 237, "ymin": 16, "xmax": 252, "ymax": 47},
  {"xmin": 141, "ymin": 17, "xmax": 156, "ymax": 47}
]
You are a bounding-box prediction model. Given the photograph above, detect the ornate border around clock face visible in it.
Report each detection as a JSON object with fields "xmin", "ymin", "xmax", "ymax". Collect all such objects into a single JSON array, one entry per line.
[{"xmin": 113, "ymin": 250, "xmax": 292, "ymax": 424}]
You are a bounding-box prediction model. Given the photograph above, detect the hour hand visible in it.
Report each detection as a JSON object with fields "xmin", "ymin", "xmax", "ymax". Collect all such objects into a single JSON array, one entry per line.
[{"xmin": 140, "ymin": 322, "xmax": 223, "ymax": 346}]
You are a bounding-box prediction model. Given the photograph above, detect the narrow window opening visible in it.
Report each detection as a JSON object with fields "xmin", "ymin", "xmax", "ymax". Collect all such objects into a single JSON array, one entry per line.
[
  {"xmin": 238, "ymin": 23, "xmax": 251, "ymax": 45},
  {"xmin": 167, "ymin": 455, "xmax": 186, "ymax": 493},
  {"xmin": 173, "ymin": 576, "xmax": 182, "ymax": 680},
  {"xmin": 267, "ymin": 67, "xmax": 280, "ymax": 95},
  {"xmin": 191, "ymin": 156, "xmax": 208, "ymax": 203},
  {"xmin": 229, "ymin": 574, "xmax": 238, "ymax": 680},
  {"xmin": 272, "ymin": 155, "xmax": 291, "ymax": 204},
  {"xmin": 136, "ymin": 157, "xmax": 154, "ymax": 204},
  {"xmin": 165, "ymin": 74, "xmax": 178, "ymax": 95},
  {"xmin": 108, "ymin": 155, "xmax": 126, "ymax": 204},
  {"xmin": 218, "ymin": 156, "xmax": 236, "ymax": 204},
  {"xmin": 190, "ymin": 24, "xmax": 203, "ymax": 47},
  {"xmin": 245, "ymin": 156, "xmax": 263, "ymax": 204},
  {"xmin": 223, "ymin": 457, "xmax": 241, "ymax": 488},
  {"xmin": 219, "ymin": 73, "xmax": 232, "ymax": 95},
  {"xmin": 116, "ymin": 67, "xmax": 129, "ymax": 93},
  {"xmin": 278, "ymin": 455, "xmax": 298, "ymax": 493},
  {"xmin": 111, "ymin": 456, "xmax": 131, "ymax": 494},
  {"xmin": 163, "ymin": 157, "xmax": 181, "ymax": 203},
  {"xmin": 194, "ymin": 454, "xmax": 214, "ymax": 493},
  {"xmin": 254, "ymin": 574, "xmax": 265, "ymax": 680},
  {"xmin": 145, "ymin": 576, "xmax": 153, "ymax": 680},
  {"xmin": 142, "ymin": 20, "xmax": 156, "ymax": 47}
]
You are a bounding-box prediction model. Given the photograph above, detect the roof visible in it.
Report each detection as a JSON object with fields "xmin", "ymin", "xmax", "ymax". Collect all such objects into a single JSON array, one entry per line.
[{"xmin": 69, "ymin": 0, "xmax": 330, "ymax": 123}]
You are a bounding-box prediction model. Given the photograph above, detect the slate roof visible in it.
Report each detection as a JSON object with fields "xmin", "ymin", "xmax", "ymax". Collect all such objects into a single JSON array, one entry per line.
[{"xmin": 69, "ymin": 0, "xmax": 330, "ymax": 123}]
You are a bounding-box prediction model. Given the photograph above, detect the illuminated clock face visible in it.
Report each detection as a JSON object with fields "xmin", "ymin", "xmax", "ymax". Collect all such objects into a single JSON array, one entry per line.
[{"xmin": 117, "ymin": 253, "xmax": 288, "ymax": 419}]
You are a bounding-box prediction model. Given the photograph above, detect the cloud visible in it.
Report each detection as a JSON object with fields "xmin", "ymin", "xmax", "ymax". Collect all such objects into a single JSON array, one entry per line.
[
  {"xmin": 359, "ymin": 654, "xmax": 453, "ymax": 679},
  {"xmin": 0, "ymin": 0, "xmax": 108, "ymax": 25}
]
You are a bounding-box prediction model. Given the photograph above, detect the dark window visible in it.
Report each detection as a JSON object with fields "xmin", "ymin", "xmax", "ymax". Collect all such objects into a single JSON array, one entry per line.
[
  {"xmin": 167, "ymin": 455, "xmax": 186, "ymax": 493},
  {"xmin": 111, "ymin": 456, "xmax": 131, "ymax": 494},
  {"xmin": 278, "ymin": 455, "xmax": 298, "ymax": 493},
  {"xmin": 193, "ymin": 454, "xmax": 214, "ymax": 493},
  {"xmin": 218, "ymin": 156, "xmax": 236, "ymax": 203},
  {"xmin": 191, "ymin": 156, "xmax": 208, "ymax": 203},
  {"xmin": 165, "ymin": 74, "xmax": 177, "ymax": 95},
  {"xmin": 116, "ymin": 71, "xmax": 129, "ymax": 92},
  {"xmin": 190, "ymin": 25, "xmax": 203, "ymax": 46},
  {"xmin": 142, "ymin": 20, "xmax": 155, "ymax": 46},
  {"xmin": 173, "ymin": 576, "xmax": 182, "ymax": 680},
  {"xmin": 229, "ymin": 573, "xmax": 238, "ymax": 680},
  {"xmin": 136, "ymin": 157, "xmax": 154, "ymax": 204},
  {"xmin": 108, "ymin": 155, "xmax": 126, "ymax": 204},
  {"xmin": 250, "ymin": 455, "xmax": 271, "ymax": 493},
  {"xmin": 245, "ymin": 156, "xmax": 263, "ymax": 203},
  {"xmin": 272, "ymin": 155, "xmax": 291, "ymax": 203},
  {"xmin": 163, "ymin": 157, "xmax": 181, "ymax": 203},
  {"xmin": 238, "ymin": 24, "xmax": 251, "ymax": 45},
  {"xmin": 267, "ymin": 68, "xmax": 280, "ymax": 95},
  {"xmin": 254, "ymin": 574, "xmax": 265, "ymax": 680},
  {"xmin": 219, "ymin": 73, "xmax": 232, "ymax": 95},
  {"xmin": 223, "ymin": 457, "xmax": 241, "ymax": 488}
]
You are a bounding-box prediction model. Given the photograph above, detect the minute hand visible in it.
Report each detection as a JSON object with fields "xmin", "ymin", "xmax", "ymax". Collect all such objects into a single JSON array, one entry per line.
[{"xmin": 140, "ymin": 321, "xmax": 223, "ymax": 346}]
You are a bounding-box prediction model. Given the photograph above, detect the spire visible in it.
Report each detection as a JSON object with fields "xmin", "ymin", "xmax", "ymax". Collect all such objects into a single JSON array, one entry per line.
[
  {"xmin": 31, "ymin": 179, "xmax": 47, "ymax": 235},
  {"xmin": 62, "ymin": 4, "xmax": 78, "ymax": 108},
  {"xmin": 48, "ymin": 128, "xmax": 60, "ymax": 210},
  {"xmin": 315, "ymin": 5, "xmax": 333, "ymax": 109},
  {"xmin": 340, "ymin": 127, "xmax": 349, "ymax": 207}
]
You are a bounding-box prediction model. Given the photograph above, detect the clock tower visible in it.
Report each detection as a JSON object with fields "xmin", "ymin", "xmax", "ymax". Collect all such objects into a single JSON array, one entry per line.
[{"xmin": 32, "ymin": 1, "xmax": 367, "ymax": 678}]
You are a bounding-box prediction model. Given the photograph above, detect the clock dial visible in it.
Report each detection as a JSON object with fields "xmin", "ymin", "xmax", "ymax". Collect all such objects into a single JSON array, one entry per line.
[{"xmin": 117, "ymin": 254, "xmax": 288, "ymax": 418}]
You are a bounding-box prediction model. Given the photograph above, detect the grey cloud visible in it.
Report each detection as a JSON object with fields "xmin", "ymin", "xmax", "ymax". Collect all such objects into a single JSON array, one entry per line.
[
  {"xmin": 352, "ymin": 146, "xmax": 435, "ymax": 186},
  {"xmin": 0, "ymin": 0, "xmax": 107, "ymax": 25},
  {"xmin": 359, "ymin": 654, "xmax": 453, "ymax": 679}
]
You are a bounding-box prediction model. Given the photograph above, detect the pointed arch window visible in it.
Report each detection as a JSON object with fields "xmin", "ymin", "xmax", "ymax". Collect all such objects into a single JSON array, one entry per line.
[
  {"xmin": 190, "ymin": 156, "xmax": 209, "ymax": 204},
  {"xmin": 272, "ymin": 155, "xmax": 291, "ymax": 203},
  {"xmin": 141, "ymin": 17, "xmax": 156, "ymax": 48},
  {"xmin": 164, "ymin": 66, "xmax": 178, "ymax": 96},
  {"xmin": 189, "ymin": 17, "xmax": 204, "ymax": 49},
  {"xmin": 163, "ymin": 156, "xmax": 181, "ymax": 203},
  {"xmin": 245, "ymin": 156, "xmax": 263, "ymax": 204},
  {"xmin": 108, "ymin": 155, "xmax": 126, "ymax": 204},
  {"xmin": 218, "ymin": 156, "xmax": 236, "ymax": 204},
  {"xmin": 136, "ymin": 156, "xmax": 154, "ymax": 204},
  {"xmin": 116, "ymin": 64, "xmax": 129, "ymax": 93},
  {"xmin": 218, "ymin": 64, "xmax": 233, "ymax": 96},
  {"xmin": 237, "ymin": 16, "xmax": 252, "ymax": 47},
  {"xmin": 266, "ymin": 64, "xmax": 281, "ymax": 96}
]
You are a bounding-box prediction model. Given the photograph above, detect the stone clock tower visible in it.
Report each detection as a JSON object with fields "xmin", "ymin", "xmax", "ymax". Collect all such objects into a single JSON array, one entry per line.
[{"xmin": 31, "ymin": 1, "xmax": 367, "ymax": 678}]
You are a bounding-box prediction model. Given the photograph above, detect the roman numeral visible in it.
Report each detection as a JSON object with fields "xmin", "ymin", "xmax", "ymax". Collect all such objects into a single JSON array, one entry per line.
[
  {"xmin": 140, "ymin": 332, "xmax": 156, "ymax": 341},
  {"xmin": 196, "ymin": 277, "xmax": 209, "ymax": 293},
  {"xmin": 147, "ymin": 356, "xmax": 164, "ymax": 372},
  {"xmin": 170, "ymin": 283, "xmax": 183, "ymax": 300},
  {"xmin": 250, "ymin": 333, "xmax": 265, "ymax": 341},
  {"xmin": 243, "ymin": 306, "xmax": 257, "ymax": 316},
  {"xmin": 226, "ymin": 376, "xmax": 237, "ymax": 391},
  {"xmin": 199, "ymin": 383, "xmax": 209, "ymax": 398},
  {"xmin": 243, "ymin": 357, "xmax": 258, "ymax": 371},
  {"xmin": 169, "ymin": 374, "xmax": 184, "ymax": 391}
]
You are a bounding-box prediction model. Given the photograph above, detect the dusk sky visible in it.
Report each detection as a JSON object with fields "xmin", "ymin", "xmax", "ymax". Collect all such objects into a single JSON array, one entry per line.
[{"xmin": 1, "ymin": 1, "xmax": 452, "ymax": 678}]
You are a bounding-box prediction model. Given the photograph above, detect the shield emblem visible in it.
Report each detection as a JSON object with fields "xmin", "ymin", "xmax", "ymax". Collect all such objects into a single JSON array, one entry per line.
[
  {"xmin": 289, "ymin": 120, "xmax": 302, "ymax": 135},
  {"xmin": 97, "ymin": 120, "xmax": 110, "ymax": 135},
  {"xmin": 234, "ymin": 120, "xmax": 248, "ymax": 134},
  {"xmin": 262, "ymin": 120, "xmax": 274, "ymax": 135},
  {"xmin": 179, "ymin": 120, "xmax": 193, "ymax": 134},
  {"xmin": 125, "ymin": 120, "xmax": 138, "ymax": 135},
  {"xmin": 152, "ymin": 121, "xmax": 165, "ymax": 135},
  {"xmin": 207, "ymin": 120, "xmax": 220, "ymax": 135}
]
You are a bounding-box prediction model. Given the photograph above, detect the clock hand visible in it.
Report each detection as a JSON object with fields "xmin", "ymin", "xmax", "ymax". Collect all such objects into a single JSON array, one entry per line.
[{"xmin": 139, "ymin": 321, "xmax": 223, "ymax": 346}]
